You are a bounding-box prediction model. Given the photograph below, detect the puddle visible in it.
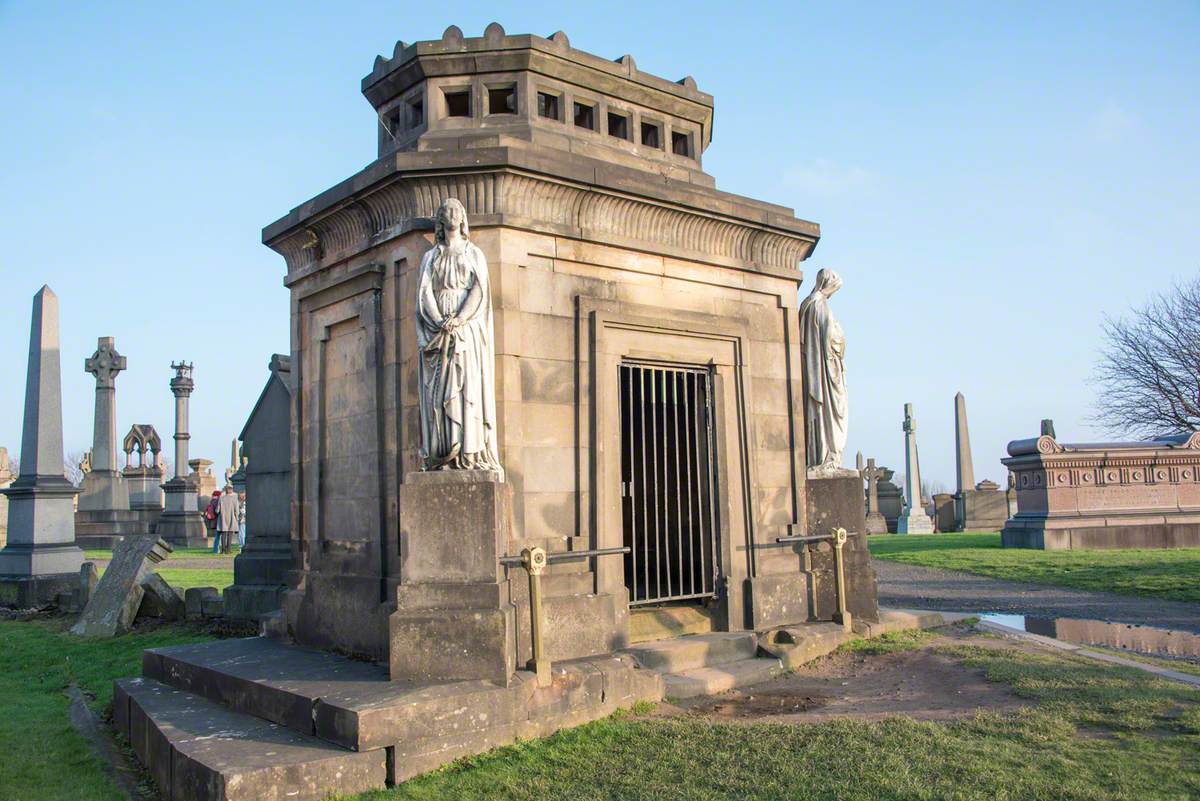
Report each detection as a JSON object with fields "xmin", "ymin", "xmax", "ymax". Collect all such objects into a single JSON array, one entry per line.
[{"xmin": 977, "ymin": 613, "xmax": 1200, "ymax": 661}]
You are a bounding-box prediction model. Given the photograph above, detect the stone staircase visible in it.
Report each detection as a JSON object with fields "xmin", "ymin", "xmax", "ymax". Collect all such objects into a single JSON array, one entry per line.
[
  {"xmin": 112, "ymin": 637, "xmax": 661, "ymax": 801},
  {"xmin": 624, "ymin": 631, "xmax": 787, "ymax": 698}
]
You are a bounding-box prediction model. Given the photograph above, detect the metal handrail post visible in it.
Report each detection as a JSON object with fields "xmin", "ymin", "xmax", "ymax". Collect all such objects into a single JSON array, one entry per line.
[
  {"xmin": 776, "ymin": 528, "xmax": 855, "ymax": 632},
  {"xmin": 500, "ymin": 546, "xmax": 631, "ymax": 688}
]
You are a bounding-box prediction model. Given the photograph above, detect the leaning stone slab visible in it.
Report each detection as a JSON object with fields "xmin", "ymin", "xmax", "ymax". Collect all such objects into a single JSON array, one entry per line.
[
  {"xmin": 137, "ymin": 573, "xmax": 184, "ymax": 621},
  {"xmin": 71, "ymin": 537, "xmax": 172, "ymax": 637}
]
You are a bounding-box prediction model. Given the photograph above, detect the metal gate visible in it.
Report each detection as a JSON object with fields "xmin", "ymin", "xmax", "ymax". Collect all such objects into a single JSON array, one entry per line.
[{"xmin": 618, "ymin": 363, "xmax": 720, "ymax": 606}]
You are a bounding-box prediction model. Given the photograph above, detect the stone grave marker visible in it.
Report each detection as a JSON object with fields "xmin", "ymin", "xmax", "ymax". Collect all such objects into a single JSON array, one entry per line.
[{"xmin": 71, "ymin": 537, "xmax": 172, "ymax": 636}]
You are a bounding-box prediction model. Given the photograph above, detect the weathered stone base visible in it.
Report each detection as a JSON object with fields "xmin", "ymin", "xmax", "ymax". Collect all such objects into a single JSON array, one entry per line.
[
  {"xmin": 897, "ymin": 512, "xmax": 935, "ymax": 534},
  {"xmin": 222, "ymin": 585, "xmax": 287, "ymax": 621},
  {"xmin": 75, "ymin": 508, "xmax": 153, "ymax": 549},
  {"xmin": 155, "ymin": 510, "xmax": 209, "ymax": 548},
  {"xmin": 803, "ymin": 474, "xmax": 880, "ymax": 625},
  {"xmin": 865, "ymin": 511, "xmax": 888, "ymax": 535},
  {"xmin": 0, "ymin": 571, "xmax": 78, "ymax": 608},
  {"xmin": 1002, "ymin": 517, "xmax": 1200, "ymax": 550},
  {"xmin": 115, "ymin": 636, "xmax": 662, "ymax": 801}
]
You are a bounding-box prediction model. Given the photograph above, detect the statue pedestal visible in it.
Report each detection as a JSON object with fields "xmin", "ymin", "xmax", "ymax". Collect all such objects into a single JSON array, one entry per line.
[
  {"xmin": 803, "ymin": 474, "xmax": 880, "ymax": 625},
  {"xmin": 388, "ymin": 470, "xmax": 515, "ymax": 685}
]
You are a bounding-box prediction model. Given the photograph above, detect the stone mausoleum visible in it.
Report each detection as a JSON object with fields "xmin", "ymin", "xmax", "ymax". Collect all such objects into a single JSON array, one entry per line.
[{"xmin": 115, "ymin": 26, "xmax": 880, "ymax": 800}]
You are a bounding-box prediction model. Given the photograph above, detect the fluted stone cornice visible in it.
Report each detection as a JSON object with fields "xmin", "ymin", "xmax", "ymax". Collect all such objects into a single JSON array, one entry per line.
[{"xmin": 265, "ymin": 148, "xmax": 818, "ymax": 282}]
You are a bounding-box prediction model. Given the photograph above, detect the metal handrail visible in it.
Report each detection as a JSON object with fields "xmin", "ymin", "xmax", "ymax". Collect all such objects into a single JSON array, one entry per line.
[
  {"xmin": 501, "ymin": 545, "xmax": 631, "ymax": 687},
  {"xmin": 775, "ymin": 527, "xmax": 855, "ymax": 632}
]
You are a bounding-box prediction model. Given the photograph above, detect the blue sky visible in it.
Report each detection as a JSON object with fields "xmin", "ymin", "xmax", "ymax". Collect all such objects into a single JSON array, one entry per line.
[{"xmin": 1, "ymin": 1, "xmax": 1197, "ymax": 489}]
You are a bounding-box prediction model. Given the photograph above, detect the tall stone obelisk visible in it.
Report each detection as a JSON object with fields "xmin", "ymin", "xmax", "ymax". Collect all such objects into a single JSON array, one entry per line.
[
  {"xmin": 896, "ymin": 403, "xmax": 934, "ymax": 534},
  {"xmin": 0, "ymin": 286, "xmax": 85, "ymax": 607},
  {"xmin": 952, "ymin": 392, "xmax": 975, "ymax": 531},
  {"xmin": 155, "ymin": 362, "xmax": 208, "ymax": 547},
  {"xmin": 77, "ymin": 338, "xmax": 132, "ymax": 527}
]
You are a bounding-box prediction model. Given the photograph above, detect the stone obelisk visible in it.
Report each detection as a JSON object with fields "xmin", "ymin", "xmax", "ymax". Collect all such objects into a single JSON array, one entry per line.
[
  {"xmin": 952, "ymin": 392, "xmax": 974, "ymax": 531},
  {"xmin": 896, "ymin": 403, "xmax": 934, "ymax": 534},
  {"xmin": 155, "ymin": 362, "xmax": 208, "ymax": 547},
  {"xmin": 77, "ymin": 338, "xmax": 131, "ymax": 527},
  {"xmin": 0, "ymin": 286, "xmax": 85, "ymax": 607}
]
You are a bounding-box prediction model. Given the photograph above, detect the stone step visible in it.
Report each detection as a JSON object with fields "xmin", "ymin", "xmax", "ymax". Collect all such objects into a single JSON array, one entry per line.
[
  {"xmin": 629, "ymin": 604, "xmax": 716, "ymax": 643},
  {"xmin": 143, "ymin": 636, "xmax": 662, "ymax": 755},
  {"xmin": 759, "ymin": 623, "xmax": 853, "ymax": 670},
  {"xmin": 624, "ymin": 631, "xmax": 758, "ymax": 673},
  {"xmin": 662, "ymin": 656, "xmax": 786, "ymax": 699},
  {"xmin": 113, "ymin": 676, "xmax": 387, "ymax": 801}
]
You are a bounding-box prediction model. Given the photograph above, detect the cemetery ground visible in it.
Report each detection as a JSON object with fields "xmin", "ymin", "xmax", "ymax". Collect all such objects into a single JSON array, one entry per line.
[
  {"xmin": 870, "ymin": 532, "xmax": 1200, "ymax": 604},
  {"xmin": 4, "ymin": 617, "xmax": 1199, "ymax": 801}
]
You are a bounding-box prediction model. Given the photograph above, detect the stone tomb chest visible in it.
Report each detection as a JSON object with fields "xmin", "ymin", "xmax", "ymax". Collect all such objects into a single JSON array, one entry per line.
[
  {"xmin": 1002, "ymin": 432, "xmax": 1200, "ymax": 550},
  {"xmin": 263, "ymin": 25, "xmax": 876, "ymax": 679}
]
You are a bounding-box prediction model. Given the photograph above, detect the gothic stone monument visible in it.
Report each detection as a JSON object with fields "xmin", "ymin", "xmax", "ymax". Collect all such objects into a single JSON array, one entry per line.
[
  {"xmin": 122, "ymin": 423, "xmax": 165, "ymax": 535},
  {"xmin": 224, "ymin": 355, "xmax": 293, "ymax": 620},
  {"xmin": 1002, "ymin": 431, "xmax": 1200, "ymax": 550},
  {"xmin": 0, "ymin": 286, "xmax": 84, "ymax": 607}
]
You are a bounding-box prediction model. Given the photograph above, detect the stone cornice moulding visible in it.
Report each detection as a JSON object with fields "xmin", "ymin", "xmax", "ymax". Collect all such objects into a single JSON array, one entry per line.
[{"xmin": 265, "ymin": 165, "xmax": 817, "ymax": 282}]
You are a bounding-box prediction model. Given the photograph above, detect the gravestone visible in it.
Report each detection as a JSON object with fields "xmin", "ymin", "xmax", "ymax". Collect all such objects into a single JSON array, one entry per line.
[
  {"xmin": 861, "ymin": 458, "xmax": 889, "ymax": 534},
  {"xmin": 896, "ymin": 404, "xmax": 934, "ymax": 534},
  {"xmin": 71, "ymin": 536, "xmax": 172, "ymax": 636},
  {"xmin": 224, "ymin": 355, "xmax": 293, "ymax": 620},
  {"xmin": 137, "ymin": 572, "xmax": 184, "ymax": 621},
  {"xmin": 0, "ymin": 286, "xmax": 84, "ymax": 607}
]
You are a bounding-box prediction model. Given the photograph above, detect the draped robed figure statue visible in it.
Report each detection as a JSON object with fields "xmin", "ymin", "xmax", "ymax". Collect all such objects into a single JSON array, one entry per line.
[
  {"xmin": 416, "ymin": 198, "xmax": 503, "ymax": 473},
  {"xmin": 798, "ymin": 268, "xmax": 849, "ymax": 474}
]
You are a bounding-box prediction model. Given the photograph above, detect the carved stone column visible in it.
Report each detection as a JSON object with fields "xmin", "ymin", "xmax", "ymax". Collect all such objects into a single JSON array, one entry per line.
[{"xmin": 155, "ymin": 362, "xmax": 208, "ymax": 547}]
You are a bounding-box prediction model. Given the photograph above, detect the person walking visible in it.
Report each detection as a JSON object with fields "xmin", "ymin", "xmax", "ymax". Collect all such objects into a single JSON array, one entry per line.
[
  {"xmin": 217, "ymin": 484, "xmax": 239, "ymax": 556},
  {"xmin": 204, "ymin": 490, "xmax": 221, "ymax": 552}
]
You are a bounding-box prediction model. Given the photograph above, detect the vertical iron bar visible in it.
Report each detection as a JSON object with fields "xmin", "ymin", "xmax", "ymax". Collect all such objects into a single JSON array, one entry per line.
[
  {"xmin": 650, "ymin": 369, "xmax": 661, "ymax": 600},
  {"xmin": 703, "ymin": 372, "xmax": 719, "ymax": 591},
  {"xmin": 624, "ymin": 366, "xmax": 636, "ymax": 603},
  {"xmin": 661, "ymin": 371, "xmax": 673, "ymax": 600},
  {"xmin": 640, "ymin": 367, "xmax": 650, "ymax": 601},
  {"xmin": 691, "ymin": 371, "xmax": 709, "ymax": 595},
  {"xmin": 682, "ymin": 370, "xmax": 696, "ymax": 597},
  {"xmin": 672, "ymin": 372, "xmax": 684, "ymax": 599}
]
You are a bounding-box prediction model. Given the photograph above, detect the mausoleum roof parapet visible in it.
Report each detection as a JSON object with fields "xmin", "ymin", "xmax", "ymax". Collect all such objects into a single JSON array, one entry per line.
[{"xmin": 361, "ymin": 24, "xmax": 716, "ymax": 181}]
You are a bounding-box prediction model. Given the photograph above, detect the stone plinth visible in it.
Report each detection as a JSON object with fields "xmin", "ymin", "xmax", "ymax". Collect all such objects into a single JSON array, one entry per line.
[
  {"xmin": 1002, "ymin": 432, "xmax": 1200, "ymax": 550},
  {"xmin": 188, "ymin": 459, "xmax": 216, "ymax": 509},
  {"xmin": 0, "ymin": 286, "xmax": 84, "ymax": 607},
  {"xmin": 388, "ymin": 470, "xmax": 516, "ymax": 684},
  {"xmin": 932, "ymin": 493, "xmax": 955, "ymax": 532},
  {"xmin": 157, "ymin": 479, "xmax": 208, "ymax": 547},
  {"xmin": 803, "ymin": 474, "xmax": 880, "ymax": 625}
]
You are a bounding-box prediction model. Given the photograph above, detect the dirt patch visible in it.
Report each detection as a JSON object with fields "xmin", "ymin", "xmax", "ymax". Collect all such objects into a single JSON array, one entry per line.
[{"xmin": 658, "ymin": 634, "xmax": 1028, "ymax": 724}]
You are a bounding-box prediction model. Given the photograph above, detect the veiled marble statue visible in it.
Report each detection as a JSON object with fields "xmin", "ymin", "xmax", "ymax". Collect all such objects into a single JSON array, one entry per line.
[
  {"xmin": 798, "ymin": 268, "xmax": 848, "ymax": 474},
  {"xmin": 416, "ymin": 198, "xmax": 503, "ymax": 472}
]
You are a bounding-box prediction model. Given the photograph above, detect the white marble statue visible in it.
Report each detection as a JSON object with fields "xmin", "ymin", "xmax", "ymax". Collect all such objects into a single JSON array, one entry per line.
[
  {"xmin": 798, "ymin": 268, "xmax": 848, "ymax": 474},
  {"xmin": 416, "ymin": 198, "xmax": 503, "ymax": 472}
]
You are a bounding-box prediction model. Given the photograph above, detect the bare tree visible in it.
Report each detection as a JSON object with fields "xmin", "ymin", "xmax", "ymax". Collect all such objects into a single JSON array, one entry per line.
[
  {"xmin": 64, "ymin": 450, "xmax": 88, "ymax": 487},
  {"xmin": 1093, "ymin": 277, "xmax": 1200, "ymax": 438}
]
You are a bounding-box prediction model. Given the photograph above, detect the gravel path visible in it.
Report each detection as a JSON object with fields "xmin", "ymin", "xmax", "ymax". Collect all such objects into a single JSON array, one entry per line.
[{"xmin": 873, "ymin": 558, "xmax": 1200, "ymax": 633}]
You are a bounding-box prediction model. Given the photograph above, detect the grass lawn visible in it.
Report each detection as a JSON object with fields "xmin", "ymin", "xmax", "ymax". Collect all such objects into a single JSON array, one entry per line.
[
  {"xmin": 868, "ymin": 532, "xmax": 1200, "ymax": 604},
  {"xmin": 0, "ymin": 618, "xmax": 213, "ymax": 801},
  {"xmin": 84, "ymin": 547, "xmax": 236, "ymax": 591},
  {"xmin": 360, "ymin": 630, "xmax": 1200, "ymax": 801},
  {"xmin": 4, "ymin": 619, "xmax": 1198, "ymax": 801}
]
